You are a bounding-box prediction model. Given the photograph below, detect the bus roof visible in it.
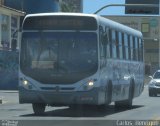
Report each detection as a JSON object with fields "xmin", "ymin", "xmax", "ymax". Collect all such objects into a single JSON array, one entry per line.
[
  {"xmin": 98, "ymin": 15, "xmax": 143, "ymax": 38},
  {"xmin": 24, "ymin": 13, "xmax": 142, "ymax": 38},
  {"xmin": 103, "ymin": 14, "xmax": 160, "ymax": 17}
]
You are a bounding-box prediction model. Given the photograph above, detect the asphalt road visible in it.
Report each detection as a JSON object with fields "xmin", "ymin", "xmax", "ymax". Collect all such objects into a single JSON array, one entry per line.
[{"xmin": 0, "ymin": 85, "xmax": 160, "ymax": 126}]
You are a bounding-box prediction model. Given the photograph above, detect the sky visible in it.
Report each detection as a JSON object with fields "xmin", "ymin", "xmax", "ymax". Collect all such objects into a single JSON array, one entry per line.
[{"xmin": 83, "ymin": 0, "xmax": 125, "ymax": 15}]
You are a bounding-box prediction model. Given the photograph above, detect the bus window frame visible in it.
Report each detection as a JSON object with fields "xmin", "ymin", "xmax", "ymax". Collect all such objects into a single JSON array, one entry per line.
[
  {"xmin": 124, "ymin": 33, "xmax": 129, "ymax": 60},
  {"xmin": 109, "ymin": 29, "xmax": 112, "ymax": 58},
  {"xmin": 115, "ymin": 31, "xmax": 119, "ymax": 59},
  {"xmin": 111, "ymin": 30, "xmax": 117, "ymax": 59},
  {"xmin": 118, "ymin": 31, "xmax": 123, "ymax": 59}
]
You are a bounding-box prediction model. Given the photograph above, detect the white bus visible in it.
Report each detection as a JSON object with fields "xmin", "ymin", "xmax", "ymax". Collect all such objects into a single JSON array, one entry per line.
[{"xmin": 19, "ymin": 13, "xmax": 144, "ymax": 115}]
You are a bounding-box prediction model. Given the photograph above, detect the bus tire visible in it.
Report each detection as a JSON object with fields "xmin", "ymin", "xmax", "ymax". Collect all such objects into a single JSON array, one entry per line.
[
  {"xmin": 126, "ymin": 81, "xmax": 134, "ymax": 108},
  {"xmin": 32, "ymin": 103, "xmax": 46, "ymax": 115},
  {"xmin": 98, "ymin": 81, "xmax": 112, "ymax": 110},
  {"xmin": 106, "ymin": 81, "xmax": 112, "ymax": 104},
  {"xmin": 97, "ymin": 81, "xmax": 112, "ymax": 110},
  {"xmin": 69, "ymin": 104, "xmax": 80, "ymax": 109},
  {"xmin": 115, "ymin": 80, "xmax": 134, "ymax": 109}
]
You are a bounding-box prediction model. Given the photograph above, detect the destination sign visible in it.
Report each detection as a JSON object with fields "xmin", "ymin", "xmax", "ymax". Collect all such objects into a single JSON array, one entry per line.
[{"xmin": 23, "ymin": 16, "xmax": 97, "ymax": 30}]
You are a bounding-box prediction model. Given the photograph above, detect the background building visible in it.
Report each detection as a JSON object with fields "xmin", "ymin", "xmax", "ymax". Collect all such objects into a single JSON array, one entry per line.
[
  {"xmin": 3, "ymin": 0, "xmax": 83, "ymax": 14},
  {"xmin": 3, "ymin": 0, "xmax": 59, "ymax": 14},
  {"xmin": 125, "ymin": 0, "xmax": 159, "ymax": 14},
  {"xmin": 59, "ymin": 0, "xmax": 83, "ymax": 12},
  {"xmin": 0, "ymin": 2, "xmax": 24, "ymax": 50}
]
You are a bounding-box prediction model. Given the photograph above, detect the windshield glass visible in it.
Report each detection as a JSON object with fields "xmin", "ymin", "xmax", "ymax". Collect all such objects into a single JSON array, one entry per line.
[
  {"xmin": 153, "ymin": 71, "xmax": 160, "ymax": 79},
  {"xmin": 20, "ymin": 32, "xmax": 98, "ymax": 84}
]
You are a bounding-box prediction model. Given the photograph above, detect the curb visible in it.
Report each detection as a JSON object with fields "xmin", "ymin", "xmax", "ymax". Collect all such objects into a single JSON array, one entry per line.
[{"xmin": 0, "ymin": 90, "xmax": 18, "ymax": 93}]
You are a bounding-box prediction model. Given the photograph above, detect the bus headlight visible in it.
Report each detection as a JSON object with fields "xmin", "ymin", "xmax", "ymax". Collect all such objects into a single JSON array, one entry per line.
[
  {"xmin": 83, "ymin": 80, "xmax": 95, "ymax": 90},
  {"xmin": 88, "ymin": 80, "xmax": 94, "ymax": 86},
  {"xmin": 21, "ymin": 79, "xmax": 33, "ymax": 90},
  {"xmin": 23, "ymin": 80, "xmax": 28, "ymax": 86}
]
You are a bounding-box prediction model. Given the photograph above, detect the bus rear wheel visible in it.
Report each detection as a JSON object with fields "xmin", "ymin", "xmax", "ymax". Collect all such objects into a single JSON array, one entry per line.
[
  {"xmin": 115, "ymin": 82, "xmax": 134, "ymax": 109},
  {"xmin": 32, "ymin": 103, "xmax": 46, "ymax": 115}
]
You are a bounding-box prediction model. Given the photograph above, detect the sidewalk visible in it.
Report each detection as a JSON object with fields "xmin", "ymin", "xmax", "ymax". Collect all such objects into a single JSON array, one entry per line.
[
  {"xmin": 0, "ymin": 90, "xmax": 18, "ymax": 93},
  {"xmin": 0, "ymin": 90, "xmax": 18, "ymax": 104}
]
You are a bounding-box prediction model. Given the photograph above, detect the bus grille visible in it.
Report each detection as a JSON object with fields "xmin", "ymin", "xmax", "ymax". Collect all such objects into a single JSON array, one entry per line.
[{"xmin": 40, "ymin": 87, "xmax": 75, "ymax": 91}]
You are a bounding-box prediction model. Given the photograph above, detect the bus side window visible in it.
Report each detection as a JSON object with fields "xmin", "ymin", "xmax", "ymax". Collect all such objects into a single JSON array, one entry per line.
[
  {"xmin": 99, "ymin": 26, "xmax": 105, "ymax": 58},
  {"xmin": 128, "ymin": 35, "xmax": 131, "ymax": 60},
  {"xmin": 116, "ymin": 31, "xmax": 119, "ymax": 58},
  {"xmin": 139, "ymin": 38, "xmax": 143, "ymax": 61},
  {"xmin": 122, "ymin": 33, "xmax": 126, "ymax": 59},
  {"xmin": 133, "ymin": 37, "xmax": 137, "ymax": 61},
  {"xmin": 112, "ymin": 30, "xmax": 116, "ymax": 58},
  {"xmin": 135, "ymin": 37, "xmax": 138, "ymax": 61},
  {"xmin": 102, "ymin": 32, "xmax": 108, "ymax": 58},
  {"xmin": 124, "ymin": 33, "xmax": 129, "ymax": 60},
  {"xmin": 141, "ymin": 39, "xmax": 144, "ymax": 61},
  {"xmin": 130, "ymin": 36, "xmax": 134, "ymax": 61},
  {"xmin": 137, "ymin": 38, "xmax": 140, "ymax": 61},
  {"xmin": 99, "ymin": 26, "xmax": 108, "ymax": 58},
  {"xmin": 106, "ymin": 28, "xmax": 110, "ymax": 58},
  {"xmin": 118, "ymin": 32, "xmax": 123, "ymax": 59},
  {"xmin": 133, "ymin": 37, "xmax": 135, "ymax": 60},
  {"xmin": 109, "ymin": 29, "xmax": 112, "ymax": 58}
]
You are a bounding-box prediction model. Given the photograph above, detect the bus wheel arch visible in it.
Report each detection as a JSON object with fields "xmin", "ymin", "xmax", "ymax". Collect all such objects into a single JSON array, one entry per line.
[
  {"xmin": 105, "ymin": 80, "xmax": 112, "ymax": 104},
  {"xmin": 115, "ymin": 79, "xmax": 135, "ymax": 109},
  {"xmin": 130, "ymin": 79, "xmax": 135, "ymax": 99},
  {"xmin": 97, "ymin": 80, "xmax": 112, "ymax": 110},
  {"xmin": 127, "ymin": 79, "xmax": 135, "ymax": 107}
]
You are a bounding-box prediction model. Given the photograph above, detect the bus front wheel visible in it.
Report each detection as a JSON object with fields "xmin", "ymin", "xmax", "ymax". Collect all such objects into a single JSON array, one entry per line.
[
  {"xmin": 97, "ymin": 82, "xmax": 112, "ymax": 110},
  {"xmin": 32, "ymin": 103, "xmax": 46, "ymax": 115}
]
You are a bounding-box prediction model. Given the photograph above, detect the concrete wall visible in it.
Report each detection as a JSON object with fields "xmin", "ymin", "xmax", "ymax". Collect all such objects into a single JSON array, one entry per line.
[{"xmin": 0, "ymin": 51, "xmax": 18, "ymax": 90}]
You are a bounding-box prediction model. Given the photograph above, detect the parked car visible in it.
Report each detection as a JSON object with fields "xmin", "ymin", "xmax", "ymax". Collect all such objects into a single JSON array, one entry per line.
[{"xmin": 148, "ymin": 70, "xmax": 160, "ymax": 97}]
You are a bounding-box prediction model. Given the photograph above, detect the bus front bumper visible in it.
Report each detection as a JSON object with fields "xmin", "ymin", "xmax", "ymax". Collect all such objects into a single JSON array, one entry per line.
[{"xmin": 19, "ymin": 87, "xmax": 104, "ymax": 106}]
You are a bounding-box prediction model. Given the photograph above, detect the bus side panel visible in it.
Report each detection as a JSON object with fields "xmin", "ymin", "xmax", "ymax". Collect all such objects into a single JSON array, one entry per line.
[{"xmin": 100, "ymin": 59, "xmax": 144, "ymax": 102}]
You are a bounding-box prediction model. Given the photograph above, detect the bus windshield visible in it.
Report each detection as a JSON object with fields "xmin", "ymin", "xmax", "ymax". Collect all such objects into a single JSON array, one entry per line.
[{"xmin": 20, "ymin": 32, "xmax": 98, "ymax": 84}]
